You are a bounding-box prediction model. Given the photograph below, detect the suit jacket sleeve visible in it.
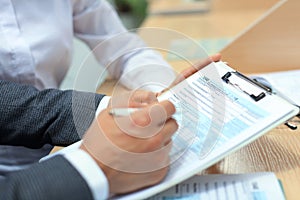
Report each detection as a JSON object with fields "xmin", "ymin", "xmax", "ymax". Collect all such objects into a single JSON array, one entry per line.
[
  {"xmin": 0, "ymin": 80, "xmax": 105, "ymax": 148},
  {"xmin": 0, "ymin": 80, "xmax": 106, "ymax": 199},
  {"xmin": 0, "ymin": 155, "xmax": 95, "ymax": 200}
]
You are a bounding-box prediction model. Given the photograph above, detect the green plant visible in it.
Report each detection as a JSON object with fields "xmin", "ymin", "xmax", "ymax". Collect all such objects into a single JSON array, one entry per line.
[{"xmin": 114, "ymin": 0, "xmax": 148, "ymax": 28}]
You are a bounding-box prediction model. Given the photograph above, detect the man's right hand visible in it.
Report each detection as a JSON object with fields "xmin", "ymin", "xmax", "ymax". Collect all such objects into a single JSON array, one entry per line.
[{"xmin": 80, "ymin": 100, "xmax": 178, "ymax": 194}]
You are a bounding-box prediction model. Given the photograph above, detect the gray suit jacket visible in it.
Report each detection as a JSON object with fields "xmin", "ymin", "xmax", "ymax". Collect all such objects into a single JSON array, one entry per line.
[{"xmin": 0, "ymin": 80, "xmax": 105, "ymax": 200}]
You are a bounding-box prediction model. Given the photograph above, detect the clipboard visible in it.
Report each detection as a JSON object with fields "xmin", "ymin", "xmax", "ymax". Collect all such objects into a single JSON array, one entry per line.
[{"xmin": 114, "ymin": 61, "xmax": 299, "ymax": 200}]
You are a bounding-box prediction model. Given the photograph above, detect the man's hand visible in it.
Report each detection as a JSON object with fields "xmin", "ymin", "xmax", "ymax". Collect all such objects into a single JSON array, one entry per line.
[{"xmin": 80, "ymin": 100, "xmax": 178, "ymax": 194}]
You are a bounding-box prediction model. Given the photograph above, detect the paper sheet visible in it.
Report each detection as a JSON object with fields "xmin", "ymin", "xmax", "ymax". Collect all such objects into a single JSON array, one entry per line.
[
  {"xmin": 250, "ymin": 70, "xmax": 300, "ymax": 106},
  {"xmin": 147, "ymin": 172, "xmax": 285, "ymax": 200}
]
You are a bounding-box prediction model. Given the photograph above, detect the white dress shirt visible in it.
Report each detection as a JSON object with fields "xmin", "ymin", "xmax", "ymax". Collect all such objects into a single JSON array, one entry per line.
[
  {"xmin": 1, "ymin": 0, "xmax": 176, "ymax": 199},
  {"xmin": 0, "ymin": 0, "xmax": 175, "ymax": 90}
]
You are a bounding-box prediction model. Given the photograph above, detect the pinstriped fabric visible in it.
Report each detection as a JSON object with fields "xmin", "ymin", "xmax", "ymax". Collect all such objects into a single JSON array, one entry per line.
[
  {"xmin": 0, "ymin": 80, "xmax": 104, "ymax": 148},
  {"xmin": 0, "ymin": 155, "xmax": 94, "ymax": 200},
  {"xmin": 0, "ymin": 80, "xmax": 105, "ymax": 198}
]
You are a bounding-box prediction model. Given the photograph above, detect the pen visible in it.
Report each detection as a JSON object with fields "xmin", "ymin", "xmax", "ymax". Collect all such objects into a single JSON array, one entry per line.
[
  {"xmin": 234, "ymin": 71, "xmax": 272, "ymax": 93},
  {"xmin": 284, "ymin": 121, "xmax": 297, "ymax": 130},
  {"xmin": 109, "ymin": 108, "xmax": 140, "ymax": 117}
]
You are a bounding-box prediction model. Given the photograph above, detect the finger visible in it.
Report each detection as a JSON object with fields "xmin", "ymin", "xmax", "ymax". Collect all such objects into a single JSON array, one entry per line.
[
  {"xmin": 210, "ymin": 53, "xmax": 222, "ymax": 62},
  {"xmin": 146, "ymin": 127, "xmax": 174, "ymax": 153},
  {"xmin": 171, "ymin": 54, "xmax": 222, "ymax": 86},
  {"xmin": 164, "ymin": 138, "xmax": 172, "ymax": 146},
  {"xmin": 147, "ymin": 109, "xmax": 177, "ymax": 148},
  {"xmin": 130, "ymin": 108, "xmax": 152, "ymax": 127},
  {"xmin": 110, "ymin": 101, "xmax": 176, "ymax": 141},
  {"xmin": 143, "ymin": 92, "xmax": 158, "ymax": 104},
  {"xmin": 149, "ymin": 100, "xmax": 176, "ymax": 124},
  {"xmin": 131, "ymin": 91, "xmax": 158, "ymax": 107},
  {"xmin": 185, "ymin": 53, "xmax": 222, "ymax": 76},
  {"xmin": 157, "ymin": 118, "xmax": 178, "ymax": 146},
  {"xmin": 129, "ymin": 100, "xmax": 175, "ymax": 126},
  {"xmin": 151, "ymin": 118, "xmax": 177, "ymax": 147}
]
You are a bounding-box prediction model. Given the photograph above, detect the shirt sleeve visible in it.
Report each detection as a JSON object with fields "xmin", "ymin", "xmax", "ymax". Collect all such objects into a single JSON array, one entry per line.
[
  {"xmin": 64, "ymin": 149, "xmax": 109, "ymax": 200},
  {"xmin": 96, "ymin": 96, "xmax": 111, "ymax": 116},
  {"xmin": 72, "ymin": 0, "xmax": 176, "ymax": 92}
]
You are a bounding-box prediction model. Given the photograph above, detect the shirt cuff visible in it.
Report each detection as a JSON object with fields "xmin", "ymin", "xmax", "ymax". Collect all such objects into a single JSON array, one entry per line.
[
  {"xmin": 39, "ymin": 141, "xmax": 82, "ymax": 162},
  {"xmin": 96, "ymin": 96, "xmax": 111, "ymax": 116},
  {"xmin": 120, "ymin": 50, "xmax": 176, "ymax": 92},
  {"xmin": 64, "ymin": 149, "xmax": 109, "ymax": 200}
]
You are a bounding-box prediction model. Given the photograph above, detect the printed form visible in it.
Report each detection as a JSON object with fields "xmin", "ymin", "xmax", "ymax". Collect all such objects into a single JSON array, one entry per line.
[
  {"xmin": 114, "ymin": 62, "xmax": 297, "ymax": 200},
  {"xmin": 147, "ymin": 172, "xmax": 285, "ymax": 200}
]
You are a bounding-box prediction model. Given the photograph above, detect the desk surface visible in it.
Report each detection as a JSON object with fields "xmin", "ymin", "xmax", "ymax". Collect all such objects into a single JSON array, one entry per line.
[
  {"xmin": 139, "ymin": 0, "xmax": 286, "ymax": 73},
  {"xmin": 98, "ymin": 0, "xmax": 300, "ymax": 199}
]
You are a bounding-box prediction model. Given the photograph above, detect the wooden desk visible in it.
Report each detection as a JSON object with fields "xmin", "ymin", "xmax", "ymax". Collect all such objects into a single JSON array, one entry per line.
[{"xmin": 97, "ymin": 0, "xmax": 300, "ymax": 199}]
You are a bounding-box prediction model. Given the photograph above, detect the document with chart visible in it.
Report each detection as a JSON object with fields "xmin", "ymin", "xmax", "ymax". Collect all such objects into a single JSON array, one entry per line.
[
  {"xmin": 148, "ymin": 172, "xmax": 285, "ymax": 200},
  {"xmin": 114, "ymin": 62, "xmax": 298, "ymax": 200}
]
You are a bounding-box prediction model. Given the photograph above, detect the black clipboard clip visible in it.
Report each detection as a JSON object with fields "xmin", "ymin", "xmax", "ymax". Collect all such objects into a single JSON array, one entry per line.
[{"xmin": 221, "ymin": 71, "xmax": 270, "ymax": 102}]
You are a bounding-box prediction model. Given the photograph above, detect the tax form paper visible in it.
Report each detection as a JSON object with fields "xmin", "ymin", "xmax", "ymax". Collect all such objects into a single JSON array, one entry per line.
[{"xmin": 113, "ymin": 62, "xmax": 298, "ymax": 200}]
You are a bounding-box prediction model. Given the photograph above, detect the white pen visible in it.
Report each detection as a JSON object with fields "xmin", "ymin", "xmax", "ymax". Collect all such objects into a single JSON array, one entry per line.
[{"xmin": 109, "ymin": 108, "xmax": 141, "ymax": 117}]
